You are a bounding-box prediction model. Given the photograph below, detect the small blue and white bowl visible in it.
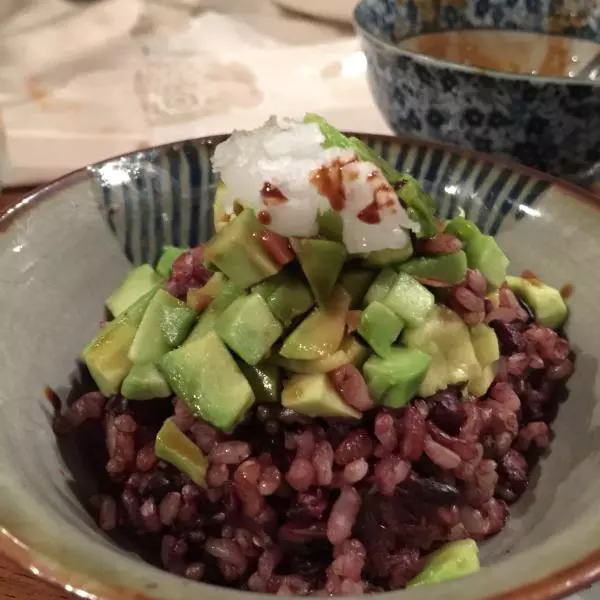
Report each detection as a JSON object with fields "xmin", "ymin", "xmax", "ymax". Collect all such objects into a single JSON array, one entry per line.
[{"xmin": 354, "ymin": 0, "xmax": 600, "ymax": 184}]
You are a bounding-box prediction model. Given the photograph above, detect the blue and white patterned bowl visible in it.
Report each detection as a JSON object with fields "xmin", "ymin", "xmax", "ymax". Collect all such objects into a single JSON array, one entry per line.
[
  {"xmin": 1, "ymin": 133, "xmax": 600, "ymax": 600},
  {"xmin": 354, "ymin": 0, "xmax": 600, "ymax": 185}
]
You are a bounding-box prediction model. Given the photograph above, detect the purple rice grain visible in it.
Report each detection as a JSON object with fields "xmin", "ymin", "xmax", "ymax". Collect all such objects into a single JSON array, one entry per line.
[{"xmin": 57, "ymin": 295, "xmax": 574, "ymax": 595}]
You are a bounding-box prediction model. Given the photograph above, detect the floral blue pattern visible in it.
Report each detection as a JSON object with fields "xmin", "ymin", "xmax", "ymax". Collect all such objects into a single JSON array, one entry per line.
[{"xmin": 354, "ymin": 0, "xmax": 600, "ymax": 183}]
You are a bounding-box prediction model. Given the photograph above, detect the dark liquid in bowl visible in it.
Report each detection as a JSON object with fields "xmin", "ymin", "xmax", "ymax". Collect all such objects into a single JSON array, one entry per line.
[{"xmin": 397, "ymin": 29, "xmax": 600, "ymax": 76}]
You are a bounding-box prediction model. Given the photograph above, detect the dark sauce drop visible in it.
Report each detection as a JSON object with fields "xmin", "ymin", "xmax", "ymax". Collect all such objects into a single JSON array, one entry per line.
[
  {"xmin": 560, "ymin": 282, "xmax": 574, "ymax": 299},
  {"xmin": 309, "ymin": 156, "xmax": 358, "ymax": 212},
  {"xmin": 260, "ymin": 182, "xmax": 287, "ymax": 205},
  {"xmin": 357, "ymin": 201, "xmax": 381, "ymax": 224},
  {"xmin": 257, "ymin": 210, "xmax": 272, "ymax": 225}
]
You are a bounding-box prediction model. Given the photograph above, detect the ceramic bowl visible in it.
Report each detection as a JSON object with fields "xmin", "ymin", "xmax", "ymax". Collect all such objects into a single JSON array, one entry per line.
[
  {"xmin": 354, "ymin": 0, "xmax": 600, "ymax": 185},
  {"xmin": 1, "ymin": 134, "xmax": 600, "ymax": 600}
]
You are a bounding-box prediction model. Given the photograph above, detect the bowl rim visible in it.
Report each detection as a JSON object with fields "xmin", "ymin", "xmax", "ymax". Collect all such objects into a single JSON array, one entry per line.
[
  {"xmin": 1, "ymin": 131, "xmax": 600, "ymax": 600},
  {"xmin": 353, "ymin": 0, "xmax": 600, "ymax": 87}
]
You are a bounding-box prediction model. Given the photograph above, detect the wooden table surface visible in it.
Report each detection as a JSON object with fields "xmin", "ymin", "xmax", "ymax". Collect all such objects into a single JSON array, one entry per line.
[{"xmin": 1, "ymin": 180, "xmax": 600, "ymax": 600}]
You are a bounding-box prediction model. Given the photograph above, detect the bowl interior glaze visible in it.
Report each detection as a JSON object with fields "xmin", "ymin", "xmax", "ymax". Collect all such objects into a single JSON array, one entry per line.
[{"xmin": 1, "ymin": 134, "xmax": 600, "ymax": 600}]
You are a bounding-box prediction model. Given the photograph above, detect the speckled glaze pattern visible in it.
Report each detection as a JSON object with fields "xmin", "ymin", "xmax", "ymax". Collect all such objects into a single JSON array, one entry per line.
[
  {"xmin": 354, "ymin": 0, "xmax": 600, "ymax": 183},
  {"xmin": 1, "ymin": 135, "xmax": 600, "ymax": 600}
]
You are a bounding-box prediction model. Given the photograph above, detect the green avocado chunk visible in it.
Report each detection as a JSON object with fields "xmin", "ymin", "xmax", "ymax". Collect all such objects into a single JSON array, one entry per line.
[
  {"xmin": 213, "ymin": 180, "xmax": 234, "ymax": 233},
  {"xmin": 252, "ymin": 271, "xmax": 314, "ymax": 328},
  {"xmin": 358, "ymin": 301, "xmax": 405, "ymax": 357},
  {"xmin": 185, "ymin": 279, "xmax": 245, "ymax": 344},
  {"xmin": 364, "ymin": 267, "xmax": 397, "ymax": 306},
  {"xmin": 292, "ymin": 238, "xmax": 347, "ymax": 308},
  {"xmin": 128, "ymin": 289, "xmax": 197, "ymax": 364},
  {"xmin": 272, "ymin": 336, "xmax": 370, "ymax": 374},
  {"xmin": 362, "ymin": 241, "xmax": 414, "ymax": 268},
  {"xmin": 83, "ymin": 289, "xmax": 156, "ymax": 397},
  {"xmin": 444, "ymin": 217, "xmax": 482, "ymax": 245},
  {"xmin": 399, "ymin": 251, "xmax": 468, "ymax": 285},
  {"xmin": 155, "ymin": 246, "xmax": 187, "ymax": 277},
  {"xmin": 506, "ymin": 275, "xmax": 568, "ymax": 330},
  {"xmin": 465, "ymin": 234, "xmax": 509, "ymax": 290},
  {"xmin": 282, "ymin": 373, "xmax": 361, "ymax": 419},
  {"xmin": 216, "ymin": 293, "xmax": 283, "ymax": 365},
  {"xmin": 279, "ymin": 286, "xmax": 350, "ymax": 360},
  {"xmin": 121, "ymin": 363, "xmax": 171, "ymax": 400},
  {"xmin": 470, "ymin": 323, "xmax": 500, "ymax": 367},
  {"xmin": 159, "ymin": 332, "xmax": 255, "ymax": 432},
  {"xmin": 382, "ymin": 272, "xmax": 435, "ymax": 327},
  {"xmin": 339, "ymin": 268, "xmax": 376, "ymax": 309},
  {"xmin": 317, "ymin": 209, "xmax": 343, "ymax": 242},
  {"xmin": 238, "ymin": 362, "xmax": 281, "ymax": 404},
  {"xmin": 403, "ymin": 305, "xmax": 482, "ymax": 397},
  {"xmin": 105, "ymin": 264, "xmax": 163, "ymax": 317},
  {"xmin": 155, "ymin": 419, "xmax": 208, "ymax": 488},
  {"xmin": 204, "ymin": 208, "xmax": 281, "ymax": 288},
  {"xmin": 186, "ymin": 272, "xmax": 224, "ymax": 312},
  {"xmin": 363, "ymin": 347, "xmax": 431, "ymax": 406},
  {"xmin": 407, "ymin": 539, "xmax": 480, "ymax": 588},
  {"xmin": 468, "ymin": 364, "xmax": 497, "ymax": 397}
]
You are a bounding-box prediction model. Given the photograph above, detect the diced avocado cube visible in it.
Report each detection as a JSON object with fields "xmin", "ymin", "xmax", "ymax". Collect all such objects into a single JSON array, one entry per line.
[
  {"xmin": 159, "ymin": 332, "xmax": 255, "ymax": 432},
  {"xmin": 487, "ymin": 290, "xmax": 501, "ymax": 310},
  {"xmin": 252, "ymin": 275, "xmax": 280, "ymax": 302},
  {"xmin": 155, "ymin": 418, "xmax": 207, "ymax": 488},
  {"xmin": 468, "ymin": 364, "xmax": 496, "ymax": 397},
  {"xmin": 216, "ymin": 293, "xmax": 283, "ymax": 365},
  {"xmin": 272, "ymin": 336, "xmax": 370, "ymax": 374},
  {"xmin": 121, "ymin": 363, "xmax": 171, "ymax": 400},
  {"xmin": 403, "ymin": 305, "xmax": 482, "ymax": 397},
  {"xmin": 238, "ymin": 362, "xmax": 281, "ymax": 404},
  {"xmin": 339, "ymin": 268, "xmax": 376, "ymax": 309},
  {"xmin": 364, "ymin": 267, "xmax": 397, "ymax": 306},
  {"xmin": 252, "ymin": 271, "xmax": 314, "ymax": 328},
  {"xmin": 317, "ymin": 209, "xmax": 343, "ymax": 242},
  {"xmin": 293, "ymin": 238, "xmax": 347, "ymax": 307},
  {"xmin": 444, "ymin": 217, "xmax": 482, "ymax": 246},
  {"xmin": 204, "ymin": 209, "xmax": 280, "ymax": 288},
  {"xmin": 506, "ymin": 275, "xmax": 568, "ymax": 330},
  {"xmin": 282, "ymin": 373, "xmax": 360, "ymax": 419},
  {"xmin": 185, "ymin": 280, "xmax": 245, "ymax": 345},
  {"xmin": 213, "ymin": 180, "xmax": 234, "ymax": 233},
  {"xmin": 362, "ymin": 241, "xmax": 414, "ymax": 268},
  {"xmin": 83, "ymin": 290, "xmax": 156, "ymax": 396},
  {"xmin": 128, "ymin": 289, "xmax": 197, "ymax": 364},
  {"xmin": 363, "ymin": 347, "xmax": 431, "ymax": 406},
  {"xmin": 186, "ymin": 272, "xmax": 224, "ymax": 312},
  {"xmin": 382, "ymin": 272, "xmax": 435, "ymax": 327},
  {"xmin": 399, "ymin": 251, "xmax": 468, "ymax": 285},
  {"xmin": 465, "ymin": 235, "xmax": 509, "ymax": 290},
  {"xmin": 358, "ymin": 301, "xmax": 405, "ymax": 358},
  {"xmin": 155, "ymin": 246, "xmax": 187, "ymax": 277},
  {"xmin": 407, "ymin": 539, "xmax": 480, "ymax": 588},
  {"xmin": 280, "ymin": 286, "xmax": 350, "ymax": 360},
  {"xmin": 470, "ymin": 323, "xmax": 500, "ymax": 367},
  {"xmin": 395, "ymin": 176, "xmax": 438, "ymax": 239},
  {"xmin": 105, "ymin": 265, "xmax": 163, "ymax": 317}
]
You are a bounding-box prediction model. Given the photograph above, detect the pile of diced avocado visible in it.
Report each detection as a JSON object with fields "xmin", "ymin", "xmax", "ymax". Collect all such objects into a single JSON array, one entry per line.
[
  {"xmin": 84, "ymin": 193, "xmax": 568, "ymax": 440},
  {"xmin": 80, "ymin": 147, "xmax": 569, "ymax": 590}
]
